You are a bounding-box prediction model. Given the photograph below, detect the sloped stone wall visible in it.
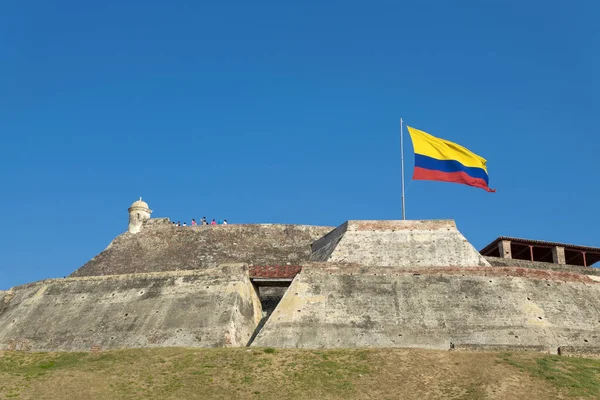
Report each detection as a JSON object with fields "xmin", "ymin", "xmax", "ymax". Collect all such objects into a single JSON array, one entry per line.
[
  {"xmin": 0, "ymin": 265, "xmax": 262, "ymax": 351},
  {"xmin": 253, "ymin": 263, "xmax": 600, "ymax": 350},
  {"xmin": 72, "ymin": 220, "xmax": 333, "ymax": 277}
]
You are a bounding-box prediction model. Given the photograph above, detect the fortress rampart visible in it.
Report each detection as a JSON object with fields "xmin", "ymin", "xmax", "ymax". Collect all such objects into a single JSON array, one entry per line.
[
  {"xmin": 0, "ymin": 266, "xmax": 261, "ymax": 351},
  {"xmin": 253, "ymin": 263, "xmax": 600, "ymax": 350},
  {"xmin": 2, "ymin": 199, "xmax": 599, "ymax": 353},
  {"xmin": 71, "ymin": 219, "xmax": 332, "ymax": 277}
]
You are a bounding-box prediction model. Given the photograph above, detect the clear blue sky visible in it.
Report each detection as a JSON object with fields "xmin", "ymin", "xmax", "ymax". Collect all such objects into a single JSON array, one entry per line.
[{"xmin": 1, "ymin": 1, "xmax": 598, "ymax": 289}]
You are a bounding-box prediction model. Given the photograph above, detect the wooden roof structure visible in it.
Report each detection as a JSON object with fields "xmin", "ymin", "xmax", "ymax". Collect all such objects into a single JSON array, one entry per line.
[{"xmin": 480, "ymin": 237, "xmax": 600, "ymax": 267}]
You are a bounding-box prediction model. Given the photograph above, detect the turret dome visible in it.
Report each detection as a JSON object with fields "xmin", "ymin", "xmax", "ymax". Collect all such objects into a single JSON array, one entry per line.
[{"xmin": 129, "ymin": 198, "xmax": 149, "ymax": 210}]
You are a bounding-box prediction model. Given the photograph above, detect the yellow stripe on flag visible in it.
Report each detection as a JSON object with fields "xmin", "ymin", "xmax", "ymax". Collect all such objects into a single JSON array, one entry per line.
[{"xmin": 406, "ymin": 126, "xmax": 488, "ymax": 172}]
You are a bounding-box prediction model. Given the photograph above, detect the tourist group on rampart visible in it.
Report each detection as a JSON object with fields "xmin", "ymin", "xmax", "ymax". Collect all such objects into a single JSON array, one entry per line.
[{"xmin": 172, "ymin": 216, "xmax": 228, "ymax": 227}]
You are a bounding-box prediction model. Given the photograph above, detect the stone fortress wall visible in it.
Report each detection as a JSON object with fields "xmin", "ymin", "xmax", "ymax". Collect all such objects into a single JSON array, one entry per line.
[
  {"xmin": 71, "ymin": 218, "xmax": 332, "ymax": 277},
  {"xmin": 253, "ymin": 263, "xmax": 600, "ymax": 351},
  {"xmin": 1, "ymin": 199, "xmax": 599, "ymax": 353},
  {"xmin": 0, "ymin": 266, "xmax": 261, "ymax": 351}
]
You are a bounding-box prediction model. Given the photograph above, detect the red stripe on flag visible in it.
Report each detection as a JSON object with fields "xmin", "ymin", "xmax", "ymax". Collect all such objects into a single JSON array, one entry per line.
[{"xmin": 413, "ymin": 167, "xmax": 495, "ymax": 192}]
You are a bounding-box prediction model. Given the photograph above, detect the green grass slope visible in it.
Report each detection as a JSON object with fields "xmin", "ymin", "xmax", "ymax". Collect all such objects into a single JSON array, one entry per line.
[{"xmin": 1, "ymin": 348, "xmax": 599, "ymax": 399}]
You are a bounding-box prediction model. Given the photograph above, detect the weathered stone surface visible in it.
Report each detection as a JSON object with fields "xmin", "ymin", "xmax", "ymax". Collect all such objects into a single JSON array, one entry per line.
[
  {"xmin": 558, "ymin": 346, "xmax": 600, "ymax": 358},
  {"xmin": 7, "ymin": 217, "xmax": 600, "ymax": 353},
  {"xmin": 72, "ymin": 219, "xmax": 333, "ymax": 277},
  {"xmin": 0, "ymin": 265, "xmax": 262, "ymax": 351},
  {"xmin": 311, "ymin": 220, "xmax": 490, "ymax": 267},
  {"xmin": 486, "ymin": 256, "xmax": 600, "ymax": 276},
  {"xmin": 0, "ymin": 290, "xmax": 12, "ymax": 315},
  {"xmin": 252, "ymin": 263, "xmax": 600, "ymax": 349},
  {"xmin": 452, "ymin": 344, "xmax": 551, "ymax": 353}
]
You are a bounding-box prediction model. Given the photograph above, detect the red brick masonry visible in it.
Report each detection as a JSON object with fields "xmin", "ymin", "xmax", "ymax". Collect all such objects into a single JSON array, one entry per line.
[{"xmin": 249, "ymin": 265, "xmax": 302, "ymax": 279}]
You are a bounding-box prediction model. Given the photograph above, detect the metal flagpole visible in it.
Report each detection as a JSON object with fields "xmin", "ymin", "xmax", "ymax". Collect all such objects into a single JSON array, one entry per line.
[{"xmin": 400, "ymin": 118, "xmax": 406, "ymax": 220}]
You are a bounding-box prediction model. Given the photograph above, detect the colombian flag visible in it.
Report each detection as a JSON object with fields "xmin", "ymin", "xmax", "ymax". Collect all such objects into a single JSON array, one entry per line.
[{"xmin": 407, "ymin": 126, "xmax": 495, "ymax": 192}]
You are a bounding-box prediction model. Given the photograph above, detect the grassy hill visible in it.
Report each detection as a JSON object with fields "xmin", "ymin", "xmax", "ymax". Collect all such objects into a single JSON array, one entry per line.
[{"xmin": 1, "ymin": 347, "xmax": 600, "ymax": 399}]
